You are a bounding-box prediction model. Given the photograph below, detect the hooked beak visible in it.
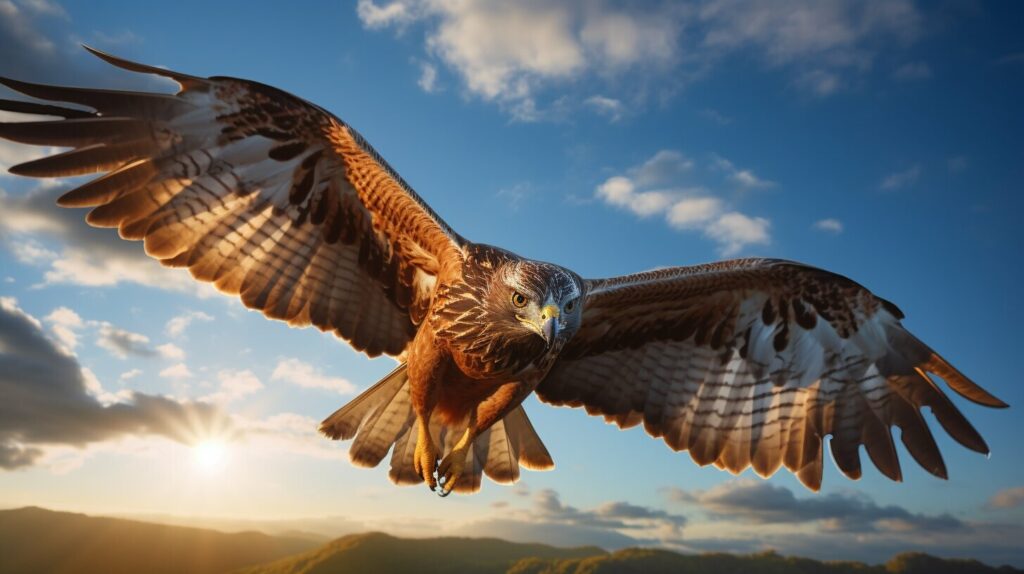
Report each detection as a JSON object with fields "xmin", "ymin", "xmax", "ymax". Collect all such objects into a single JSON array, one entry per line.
[{"xmin": 540, "ymin": 304, "xmax": 560, "ymax": 347}]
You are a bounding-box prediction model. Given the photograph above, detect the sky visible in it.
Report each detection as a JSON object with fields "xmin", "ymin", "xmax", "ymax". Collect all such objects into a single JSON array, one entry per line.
[{"xmin": 0, "ymin": 0, "xmax": 1022, "ymax": 567}]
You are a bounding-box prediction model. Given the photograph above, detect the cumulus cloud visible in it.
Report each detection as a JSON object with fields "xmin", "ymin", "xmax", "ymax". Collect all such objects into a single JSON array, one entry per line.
[
  {"xmin": 96, "ymin": 323, "xmax": 157, "ymax": 359},
  {"xmin": 119, "ymin": 368, "xmax": 142, "ymax": 382},
  {"xmin": 165, "ymin": 311, "xmax": 214, "ymax": 338},
  {"xmin": 159, "ymin": 363, "xmax": 193, "ymax": 380},
  {"xmin": 43, "ymin": 306, "xmax": 83, "ymax": 352},
  {"xmin": 417, "ymin": 61, "xmax": 439, "ymax": 93},
  {"xmin": 455, "ymin": 488, "xmax": 687, "ymax": 550},
  {"xmin": 986, "ymin": 486, "xmax": 1024, "ymax": 510},
  {"xmin": 595, "ymin": 150, "xmax": 772, "ymax": 255},
  {"xmin": 357, "ymin": 1, "xmax": 679, "ymax": 120},
  {"xmin": 0, "ymin": 188, "xmax": 210, "ymax": 295},
  {"xmin": 879, "ymin": 164, "xmax": 921, "ymax": 191},
  {"xmin": 0, "ymin": 297, "xmax": 229, "ymax": 470},
  {"xmin": 670, "ymin": 480, "xmax": 965, "ymax": 534},
  {"xmin": 584, "ymin": 95, "xmax": 625, "ymax": 122},
  {"xmin": 271, "ymin": 358, "xmax": 356, "ymax": 394},
  {"xmin": 156, "ymin": 343, "xmax": 185, "ymax": 360},
  {"xmin": 202, "ymin": 369, "xmax": 263, "ymax": 405},
  {"xmin": 663, "ymin": 480, "xmax": 1024, "ymax": 565},
  {"xmin": 813, "ymin": 218, "xmax": 844, "ymax": 234},
  {"xmin": 356, "ymin": 0, "xmax": 923, "ymax": 119}
]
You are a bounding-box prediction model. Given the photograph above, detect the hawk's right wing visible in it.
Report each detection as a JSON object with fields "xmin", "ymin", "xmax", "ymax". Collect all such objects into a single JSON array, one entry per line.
[{"xmin": 538, "ymin": 258, "xmax": 1006, "ymax": 490}]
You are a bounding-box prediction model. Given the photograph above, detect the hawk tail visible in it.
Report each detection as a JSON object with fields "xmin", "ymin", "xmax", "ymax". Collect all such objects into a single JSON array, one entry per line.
[{"xmin": 320, "ymin": 364, "xmax": 553, "ymax": 493}]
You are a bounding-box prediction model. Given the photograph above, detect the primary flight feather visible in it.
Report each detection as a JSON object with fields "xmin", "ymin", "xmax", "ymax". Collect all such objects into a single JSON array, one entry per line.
[{"xmin": 0, "ymin": 48, "xmax": 1006, "ymax": 496}]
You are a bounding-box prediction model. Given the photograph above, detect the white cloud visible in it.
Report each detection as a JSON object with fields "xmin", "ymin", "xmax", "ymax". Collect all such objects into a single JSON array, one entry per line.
[
  {"xmin": 667, "ymin": 197, "xmax": 724, "ymax": 229},
  {"xmin": 730, "ymin": 168, "xmax": 774, "ymax": 189},
  {"xmin": 96, "ymin": 323, "xmax": 155, "ymax": 359},
  {"xmin": 159, "ymin": 363, "xmax": 193, "ymax": 380},
  {"xmin": 417, "ymin": 61, "xmax": 439, "ymax": 92},
  {"xmin": 633, "ymin": 150, "xmax": 694, "ymax": 187},
  {"xmin": 119, "ymin": 368, "xmax": 143, "ymax": 382},
  {"xmin": 356, "ymin": 0, "xmax": 924, "ymax": 119},
  {"xmin": 0, "ymin": 189, "xmax": 213, "ymax": 296},
  {"xmin": 165, "ymin": 311, "xmax": 214, "ymax": 338},
  {"xmin": 879, "ymin": 164, "xmax": 921, "ymax": 190},
  {"xmin": 710, "ymin": 154, "xmax": 774, "ymax": 189},
  {"xmin": 584, "ymin": 95, "xmax": 624, "ymax": 122},
  {"xmin": 271, "ymin": 358, "xmax": 356, "ymax": 395},
  {"xmin": 0, "ymin": 140, "xmax": 51, "ymax": 177},
  {"xmin": 358, "ymin": 1, "xmax": 680, "ymax": 120},
  {"xmin": 203, "ymin": 369, "xmax": 263, "ymax": 404},
  {"xmin": 43, "ymin": 306, "xmax": 83, "ymax": 352},
  {"xmin": 706, "ymin": 212, "xmax": 771, "ymax": 255},
  {"xmin": 698, "ymin": 0, "xmax": 920, "ymax": 66},
  {"xmin": 156, "ymin": 343, "xmax": 185, "ymax": 361},
  {"xmin": 987, "ymin": 486, "xmax": 1024, "ymax": 510},
  {"xmin": 18, "ymin": 0, "xmax": 68, "ymax": 19},
  {"xmin": 356, "ymin": 0, "xmax": 419, "ymax": 29},
  {"xmin": 596, "ymin": 150, "xmax": 772, "ymax": 255},
  {"xmin": 813, "ymin": 218, "xmax": 844, "ymax": 234}
]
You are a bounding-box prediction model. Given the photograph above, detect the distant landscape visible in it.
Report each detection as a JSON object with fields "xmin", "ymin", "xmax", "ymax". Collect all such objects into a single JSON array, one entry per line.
[{"xmin": 0, "ymin": 507, "xmax": 1019, "ymax": 574}]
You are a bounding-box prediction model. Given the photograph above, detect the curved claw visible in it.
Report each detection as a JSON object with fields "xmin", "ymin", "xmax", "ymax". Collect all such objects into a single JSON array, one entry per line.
[
  {"xmin": 437, "ymin": 448, "xmax": 467, "ymax": 497},
  {"xmin": 436, "ymin": 479, "xmax": 453, "ymax": 498}
]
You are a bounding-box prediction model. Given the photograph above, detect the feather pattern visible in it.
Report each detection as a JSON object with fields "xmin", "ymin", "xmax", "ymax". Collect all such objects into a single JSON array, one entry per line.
[
  {"xmin": 537, "ymin": 258, "xmax": 1006, "ymax": 491},
  {"xmin": 0, "ymin": 47, "xmax": 466, "ymax": 358}
]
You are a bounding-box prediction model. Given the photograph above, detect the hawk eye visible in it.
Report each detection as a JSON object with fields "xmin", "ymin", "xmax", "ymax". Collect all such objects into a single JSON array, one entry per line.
[
  {"xmin": 564, "ymin": 298, "xmax": 576, "ymax": 313},
  {"xmin": 511, "ymin": 291, "xmax": 528, "ymax": 308}
]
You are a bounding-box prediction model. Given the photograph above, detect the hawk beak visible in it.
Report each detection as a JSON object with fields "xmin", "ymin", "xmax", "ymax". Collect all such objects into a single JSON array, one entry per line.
[{"xmin": 540, "ymin": 305, "xmax": 560, "ymax": 346}]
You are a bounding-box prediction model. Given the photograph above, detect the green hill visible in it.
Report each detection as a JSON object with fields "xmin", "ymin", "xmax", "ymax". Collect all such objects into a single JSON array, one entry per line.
[
  {"xmin": 506, "ymin": 548, "xmax": 1024, "ymax": 574},
  {"xmin": 232, "ymin": 531, "xmax": 605, "ymax": 574},
  {"xmin": 1, "ymin": 506, "xmax": 1019, "ymax": 574},
  {"xmin": 0, "ymin": 506, "xmax": 319, "ymax": 574}
]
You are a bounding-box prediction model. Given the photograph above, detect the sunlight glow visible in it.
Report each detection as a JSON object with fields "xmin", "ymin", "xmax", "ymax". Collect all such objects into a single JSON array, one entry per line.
[{"xmin": 192, "ymin": 441, "xmax": 228, "ymax": 474}]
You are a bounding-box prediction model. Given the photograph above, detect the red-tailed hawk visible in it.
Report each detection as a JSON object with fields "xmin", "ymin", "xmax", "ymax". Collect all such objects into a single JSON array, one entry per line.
[{"xmin": 0, "ymin": 48, "xmax": 1006, "ymax": 496}]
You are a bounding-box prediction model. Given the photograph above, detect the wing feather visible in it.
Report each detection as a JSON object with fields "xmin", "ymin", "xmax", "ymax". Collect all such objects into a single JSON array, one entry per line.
[
  {"xmin": 538, "ymin": 258, "xmax": 1005, "ymax": 490},
  {"xmin": 0, "ymin": 47, "xmax": 466, "ymax": 357}
]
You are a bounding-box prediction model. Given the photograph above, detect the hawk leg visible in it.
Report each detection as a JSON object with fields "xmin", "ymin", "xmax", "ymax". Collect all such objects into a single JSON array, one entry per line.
[{"xmin": 413, "ymin": 417, "xmax": 439, "ymax": 491}]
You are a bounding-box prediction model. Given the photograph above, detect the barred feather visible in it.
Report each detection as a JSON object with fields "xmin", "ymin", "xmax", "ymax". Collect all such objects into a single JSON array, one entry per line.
[
  {"xmin": 538, "ymin": 258, "xmax": 1006, "ymax": 491},
  {"xmin": 0, "ymin": 47, "xmax": 465, "ymax": 358}
]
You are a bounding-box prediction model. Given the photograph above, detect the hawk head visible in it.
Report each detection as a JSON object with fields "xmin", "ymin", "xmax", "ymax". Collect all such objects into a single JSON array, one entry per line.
[
  {"xmin": 490, "ymin": 257, "xmax": 584, "ymax": 352},
  {"xmin": 434, "ymin": 245, "xmax": 584, "ymax": 374}
]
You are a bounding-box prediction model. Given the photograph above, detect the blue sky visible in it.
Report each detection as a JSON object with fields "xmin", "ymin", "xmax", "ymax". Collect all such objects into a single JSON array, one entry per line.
[{"xmin": 0, "ymin": 0, "xmax": 1022, "ymax": 566}]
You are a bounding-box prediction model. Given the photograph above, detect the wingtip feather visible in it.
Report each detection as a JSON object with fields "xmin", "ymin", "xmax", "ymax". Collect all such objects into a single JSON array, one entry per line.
[{"xmin": 81, "ymin": 45, "xmax": 206, "ymax": 89}]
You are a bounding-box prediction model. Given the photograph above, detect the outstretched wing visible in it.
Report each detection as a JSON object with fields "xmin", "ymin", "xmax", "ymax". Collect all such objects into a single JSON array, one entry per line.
[
  {"xmin": 537, "ymin": 258, "xmax": 1006, "ymax": 490},
  {"xmin": 0, "ymin": 47, "xmax": 465, "ymax": 358}
]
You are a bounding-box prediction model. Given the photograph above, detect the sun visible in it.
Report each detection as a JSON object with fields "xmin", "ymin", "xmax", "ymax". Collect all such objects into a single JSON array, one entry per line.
[{"xmin": 192, "ymin": 440, "xmax": 229, "ymax": 474}]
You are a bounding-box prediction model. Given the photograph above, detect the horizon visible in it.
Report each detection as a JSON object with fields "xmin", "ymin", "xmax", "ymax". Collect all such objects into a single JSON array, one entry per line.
[{"xmin": 0, "ymin": 0, "xmax": 1022, "ymax": 568}]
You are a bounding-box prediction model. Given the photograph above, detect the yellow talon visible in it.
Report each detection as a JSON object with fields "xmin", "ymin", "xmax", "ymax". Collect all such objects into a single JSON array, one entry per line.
[
  {"xmin": 437, "ymin": 428, "xmax": 473, "ymax": 496},
  {"xmin": 412, "ymin": 422, "xmax": 438, "ymax": 491}
]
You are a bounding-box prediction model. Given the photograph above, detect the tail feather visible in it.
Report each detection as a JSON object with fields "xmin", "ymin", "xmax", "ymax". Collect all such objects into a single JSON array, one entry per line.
[
  {"xmin": 320, "ymin": 364, "xmax": 408, "ymax": 441},
  {"xmin": 503, "ymin": 404, "xmax": 555, "ymax": 471},
  {"xmin": 322, "ymin": 364, "xmax": 554, "ymax": 494},
  {"xmin": 479, "ymin": 417, "xmax": 519, "ymax": 484}
]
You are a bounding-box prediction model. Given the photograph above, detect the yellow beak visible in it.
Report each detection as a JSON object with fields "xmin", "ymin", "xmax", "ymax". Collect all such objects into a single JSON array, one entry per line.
[
  {"xmin": 540, "ymin": 305, "xmax": 560, "ymax": 320},
  {"xmin": 540, "ymin": 305, "xmax": 560, "ymax": 346}
]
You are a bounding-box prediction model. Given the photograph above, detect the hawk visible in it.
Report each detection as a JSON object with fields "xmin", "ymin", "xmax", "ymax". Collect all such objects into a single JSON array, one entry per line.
[{"xmin": 0, "ymin": 48, "xmax": 1006, "ymax": 496}]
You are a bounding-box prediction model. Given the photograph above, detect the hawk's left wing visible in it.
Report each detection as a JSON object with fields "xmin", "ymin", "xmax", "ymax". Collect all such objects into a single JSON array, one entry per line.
[
  {"xmin": 536, "ymin": 258, "xmax": 1006, "ymax": 490},
  {"xmin": 0, "ymin": 47, "xmax": 466, "ymax": 358}
]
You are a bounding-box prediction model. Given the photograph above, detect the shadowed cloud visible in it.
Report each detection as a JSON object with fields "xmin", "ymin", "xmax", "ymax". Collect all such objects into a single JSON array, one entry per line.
[{"xmin": 0, "ymin": 297, "xmax": 231, "ymax": 469}]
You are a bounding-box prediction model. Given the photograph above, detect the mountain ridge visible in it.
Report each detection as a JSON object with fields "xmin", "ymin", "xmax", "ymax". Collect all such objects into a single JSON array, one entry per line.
[{"xmin": 1, "ymin": 506, "xmax": 1020, "ymax": 574}]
